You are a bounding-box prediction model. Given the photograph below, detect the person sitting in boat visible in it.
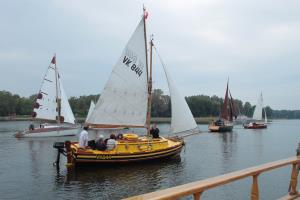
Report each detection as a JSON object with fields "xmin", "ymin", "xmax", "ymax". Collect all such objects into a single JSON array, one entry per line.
[
  {"xmin": 29, "ymin": 123, "xmax": 34, "ymax": 131},
  {"xmin": 79, "ymin": 126, "xmax": 89, "ymax": 148},
  {"xmin": 95, "ymin": 134, "xmax": 106, "ymax": 151},
  {"xmin": 216, "ymin": 119, "xmax": 223, "ymax": 126},
  {"xmin": 116, "ymin": 133, "xmax": 123, "ymax": 140},
  {"xmin": 106, "ymin": 134, "xmax": 117, "ymax": 150},
  {"xmin": 150, "ymin": 124, "xmax": 160, "ymax": 138}
]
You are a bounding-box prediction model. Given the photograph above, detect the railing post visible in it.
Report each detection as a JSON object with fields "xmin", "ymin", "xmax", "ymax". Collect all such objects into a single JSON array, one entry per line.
[
  {"xmin": 288, "ymin": 163, "xmax": 299, "ymax": 195},
  {"xmin": 193, "ymin": 192, "xmax": 203, "ymax": 200},
  {"xmin": 251, "ymin": 174, "xmax": 259, "ymax": 200}
]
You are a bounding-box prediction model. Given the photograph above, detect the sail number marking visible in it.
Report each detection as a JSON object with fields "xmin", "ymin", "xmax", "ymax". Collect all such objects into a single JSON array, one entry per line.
[
  {"xmin": 96, "ymin": 154, "xmax": 112, "ymax": 160},
  {"xmin": 122, "ymin": 48, "xmax": 144, "ymax": 78}
]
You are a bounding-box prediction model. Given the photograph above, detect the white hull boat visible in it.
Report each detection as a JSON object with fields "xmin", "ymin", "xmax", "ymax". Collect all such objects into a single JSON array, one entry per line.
[
  {"xmin": 15, "ymin": 125, "xmax": 79, "ymax": 138},
  {"xmin": 15, "ymin": 55, "xmax": 78, "ymax": 138}
]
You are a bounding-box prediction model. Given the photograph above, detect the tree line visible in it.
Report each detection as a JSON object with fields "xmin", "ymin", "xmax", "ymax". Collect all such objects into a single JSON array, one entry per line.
[{"xmin": 0, "ymin": 89, "xmax": 299, "ymax": 119}]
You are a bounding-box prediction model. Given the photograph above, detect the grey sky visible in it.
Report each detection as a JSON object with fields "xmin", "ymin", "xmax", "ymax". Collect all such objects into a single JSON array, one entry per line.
[{"xmin": 1, "ymin": 0, "xmax": 300, "ymax": 110}]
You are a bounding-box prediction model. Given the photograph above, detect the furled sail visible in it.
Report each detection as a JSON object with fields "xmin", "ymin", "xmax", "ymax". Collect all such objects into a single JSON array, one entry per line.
[
  {"xmin": 253, "ymin": 93, "xmax": 263, "ymax": 121},
  {"xmin": 33, "ymin": 57, "xmax": 58, "ymax": 121},
  {"xmin": 86, "ymin": 100, "xmax": 95, "ymax": 122},
  {"xmin": 155, "ymin": 47, "xmax": 197, "ymax": 134},
  {"xmin": 87, "ymin": 18, "xmax": 148, "ymax": 128},
  {"xmin": 58, "ymin": 76, "xmax": 75, "ymax": 124}
]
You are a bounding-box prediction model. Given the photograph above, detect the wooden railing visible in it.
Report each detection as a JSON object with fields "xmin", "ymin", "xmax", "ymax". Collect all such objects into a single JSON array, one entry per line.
[{"xmin": 124, "ymin": 156, "xmax": 300, "ymax": 200}]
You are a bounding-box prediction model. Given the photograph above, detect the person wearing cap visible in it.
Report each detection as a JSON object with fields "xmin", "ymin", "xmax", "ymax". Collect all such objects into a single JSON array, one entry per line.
[
  {"xmin": 95, "ymin": 134, "xmax": 106, "ymax": 151},
  {"xmin": 79, "ymin": 126, "xmax": 89, "ymax": 148}
]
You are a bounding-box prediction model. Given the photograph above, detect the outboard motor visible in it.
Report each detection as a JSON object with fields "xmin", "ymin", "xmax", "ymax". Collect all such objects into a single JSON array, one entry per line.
[{"xmin": 53, "ymin": 142, "xmax": 65, "ymax": 166}]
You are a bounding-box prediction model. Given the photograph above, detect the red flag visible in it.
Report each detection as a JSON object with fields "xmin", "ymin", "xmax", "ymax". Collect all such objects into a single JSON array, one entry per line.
[
  {"xmin": 51, "ymin": 56, "xmax": 56, "ymax": 64},
  {"xmin": 144, "ymin": 10, "xmax": 149, "ymax": 20}
]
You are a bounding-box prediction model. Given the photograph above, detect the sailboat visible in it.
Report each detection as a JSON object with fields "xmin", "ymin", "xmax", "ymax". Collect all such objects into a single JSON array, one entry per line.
[
  {"xmin": 85, "ymin": 100, "xmax": 95, "ymax": 122},
  {"xmin": 208, "ymin": 80, "xmax": 237, "ymax": 132},
  {"xmin": 243, "ymin": 93, "xmax": 267, "ymax": 129},
  {"xmin": 62, "ymin": 9, "xmax": 197, "ymax": 165},
  {"xmin": 15, "ymin": 55, "xmax": 79, "ymax": 138}
]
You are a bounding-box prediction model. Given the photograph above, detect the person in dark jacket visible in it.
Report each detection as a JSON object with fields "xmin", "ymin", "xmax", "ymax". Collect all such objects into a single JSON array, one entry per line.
[
  {"xmin": 150, "ymin": 124, "xmax": 160, "ymax": 138},
  {"xmin": 95, "ymin": 135, "xmax": 106, "ymax": 151}
]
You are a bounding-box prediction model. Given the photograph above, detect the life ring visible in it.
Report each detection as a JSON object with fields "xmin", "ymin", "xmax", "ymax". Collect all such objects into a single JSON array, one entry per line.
[{"xmin": 123, "ymin": 133, "xmax": 138, "ymax": 140}]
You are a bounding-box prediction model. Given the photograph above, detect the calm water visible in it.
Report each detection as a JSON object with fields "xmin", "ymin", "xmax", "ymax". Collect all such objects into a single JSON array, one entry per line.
[{"xmin": 0, "ymin": 120, "xmax": 299, "ymax": 200}]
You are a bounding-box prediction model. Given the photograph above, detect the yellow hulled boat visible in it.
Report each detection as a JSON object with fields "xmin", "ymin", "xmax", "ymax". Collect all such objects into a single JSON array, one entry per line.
[
  {"xmin": 64, "ymin": 134, "xmax": 183, "ymax": 164},
  {"xmin": 57, "ymin": 8, "xmax": 197, "ymax": 166}
]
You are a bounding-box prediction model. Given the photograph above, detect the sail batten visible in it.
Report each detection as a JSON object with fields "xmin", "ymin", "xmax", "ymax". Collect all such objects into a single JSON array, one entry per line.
[{"xmin": 87, "ymin": 18, "xmax": 148, "ymax": 127}]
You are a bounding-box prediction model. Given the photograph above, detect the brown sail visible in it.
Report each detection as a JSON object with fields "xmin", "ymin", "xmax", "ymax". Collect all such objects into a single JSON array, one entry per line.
[{"xmin": 220, "ymin": 81, "xmax": 237, "ymax": 122}]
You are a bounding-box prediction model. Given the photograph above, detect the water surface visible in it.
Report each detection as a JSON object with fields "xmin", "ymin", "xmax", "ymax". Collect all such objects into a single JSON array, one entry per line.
[{"xmin": 0, "ymin": 120, "xmax": 299, "ymax": 199}]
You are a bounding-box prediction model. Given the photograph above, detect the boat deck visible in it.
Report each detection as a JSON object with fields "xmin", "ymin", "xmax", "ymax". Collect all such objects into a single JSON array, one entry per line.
[{"xmin": 71, "ymin": 136, "xmax": 181, "ymax": 155}]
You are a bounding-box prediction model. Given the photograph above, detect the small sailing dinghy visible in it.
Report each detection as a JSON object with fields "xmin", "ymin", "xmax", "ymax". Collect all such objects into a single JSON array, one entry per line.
[
  {"xmin": 15, "ymin": 56, "xmax": 79, "ymax": 138},
  {"xmin": 58, "ymin": 9, "xmax": 197, "ymax": 165},
  {"xmin": 243, "ymin": 93, "xmax": 267, "ymax": 129},
  {"xmin": 209, "ymin": 80, "xmax": 237, "ymax": 132}
]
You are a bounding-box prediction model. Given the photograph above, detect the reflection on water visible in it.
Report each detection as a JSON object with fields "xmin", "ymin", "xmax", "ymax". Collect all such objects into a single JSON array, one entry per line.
[
  {"xmin": 218, "ymin": 131, "xmax": 238, "ymax": 173},
  {"xmin": 0, "ymin": 120, "xmax": 300, "ymax": 199}
]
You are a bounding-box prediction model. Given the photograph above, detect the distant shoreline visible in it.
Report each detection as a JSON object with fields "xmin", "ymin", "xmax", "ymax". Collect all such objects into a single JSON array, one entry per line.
[{"xmin": 0, "ymin": 116, "xmax": 215, "ymax": 124}]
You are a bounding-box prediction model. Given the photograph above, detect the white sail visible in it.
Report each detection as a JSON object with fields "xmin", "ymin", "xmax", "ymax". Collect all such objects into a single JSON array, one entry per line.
[
  {"xmin": 253, "ymin": 93, "xmax": 263, "ymax": 121},
  {"xmin": 158, "ymin": 52, "xmax": 197, "ymax": 134},
  {"xmin": 87, "ymin": 18, "xmax": 148, "ymax": 127},
  {"xmin": 86, "ymin": 100, "xmax": 95, "ymax": 122},
  {"xmin": 264, "ymin": 107, "xmax": 267, "ymax": 123},
  {"xmin": 33, "ymin": 61, "xmax": 58, "ymax": 121},
  {"xmin": 58, "ymin": 76, "xmax": 75, "ymax": 124}
]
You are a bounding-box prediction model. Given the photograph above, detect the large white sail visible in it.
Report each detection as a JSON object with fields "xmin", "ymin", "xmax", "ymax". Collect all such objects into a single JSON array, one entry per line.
[
  {"xmin": 58, "ymin": 76, "xmax": 75, "ymax": 124},
  {"xmin": 253, "ymin": 93, "xmax": 263, "ymax": 121},
  {"xmin": 158, "ymin": 50, "xmax": 197, "ymax": 134},
  {"xmin": 87, "ymin": 18, "xmax": 148, "ymax": 127},
  {"xmin": 86, "ymin": 100, "xmax": 95, "ymax": 122},
  {"xmin": 33, "ymin": 58, "xmax": 58, "ymax": 121}
]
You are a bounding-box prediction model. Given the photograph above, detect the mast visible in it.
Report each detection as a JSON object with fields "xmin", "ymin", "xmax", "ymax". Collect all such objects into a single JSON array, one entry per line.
[
  {"xmin": 54, "ymin": 54, "xmax": 61, "ymax": 124},
  {"xmin": 143, "ymin": 7, "xmax": 152, "ymax": 136}
]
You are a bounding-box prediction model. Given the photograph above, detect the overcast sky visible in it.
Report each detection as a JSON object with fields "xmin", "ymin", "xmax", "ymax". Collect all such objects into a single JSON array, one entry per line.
[{"xmin": 1, "ymin": 0, "xmax": 300, "ymax": 110}]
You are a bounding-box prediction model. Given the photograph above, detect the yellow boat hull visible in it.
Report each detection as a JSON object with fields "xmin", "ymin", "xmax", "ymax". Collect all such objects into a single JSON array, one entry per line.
[{"xmin": 68, "ymin": 136, "xmax": 183, "ymax": 164}]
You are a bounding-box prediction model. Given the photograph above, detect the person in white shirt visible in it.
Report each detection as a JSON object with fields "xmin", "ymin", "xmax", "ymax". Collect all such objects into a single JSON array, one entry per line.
[
  {"xmin": 106, "ymin": 134, "xmax": 117, "ymax": 150},
  {"xmin": 79, "ymin": 126, "xmax": 89, "ymax": 148}
]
